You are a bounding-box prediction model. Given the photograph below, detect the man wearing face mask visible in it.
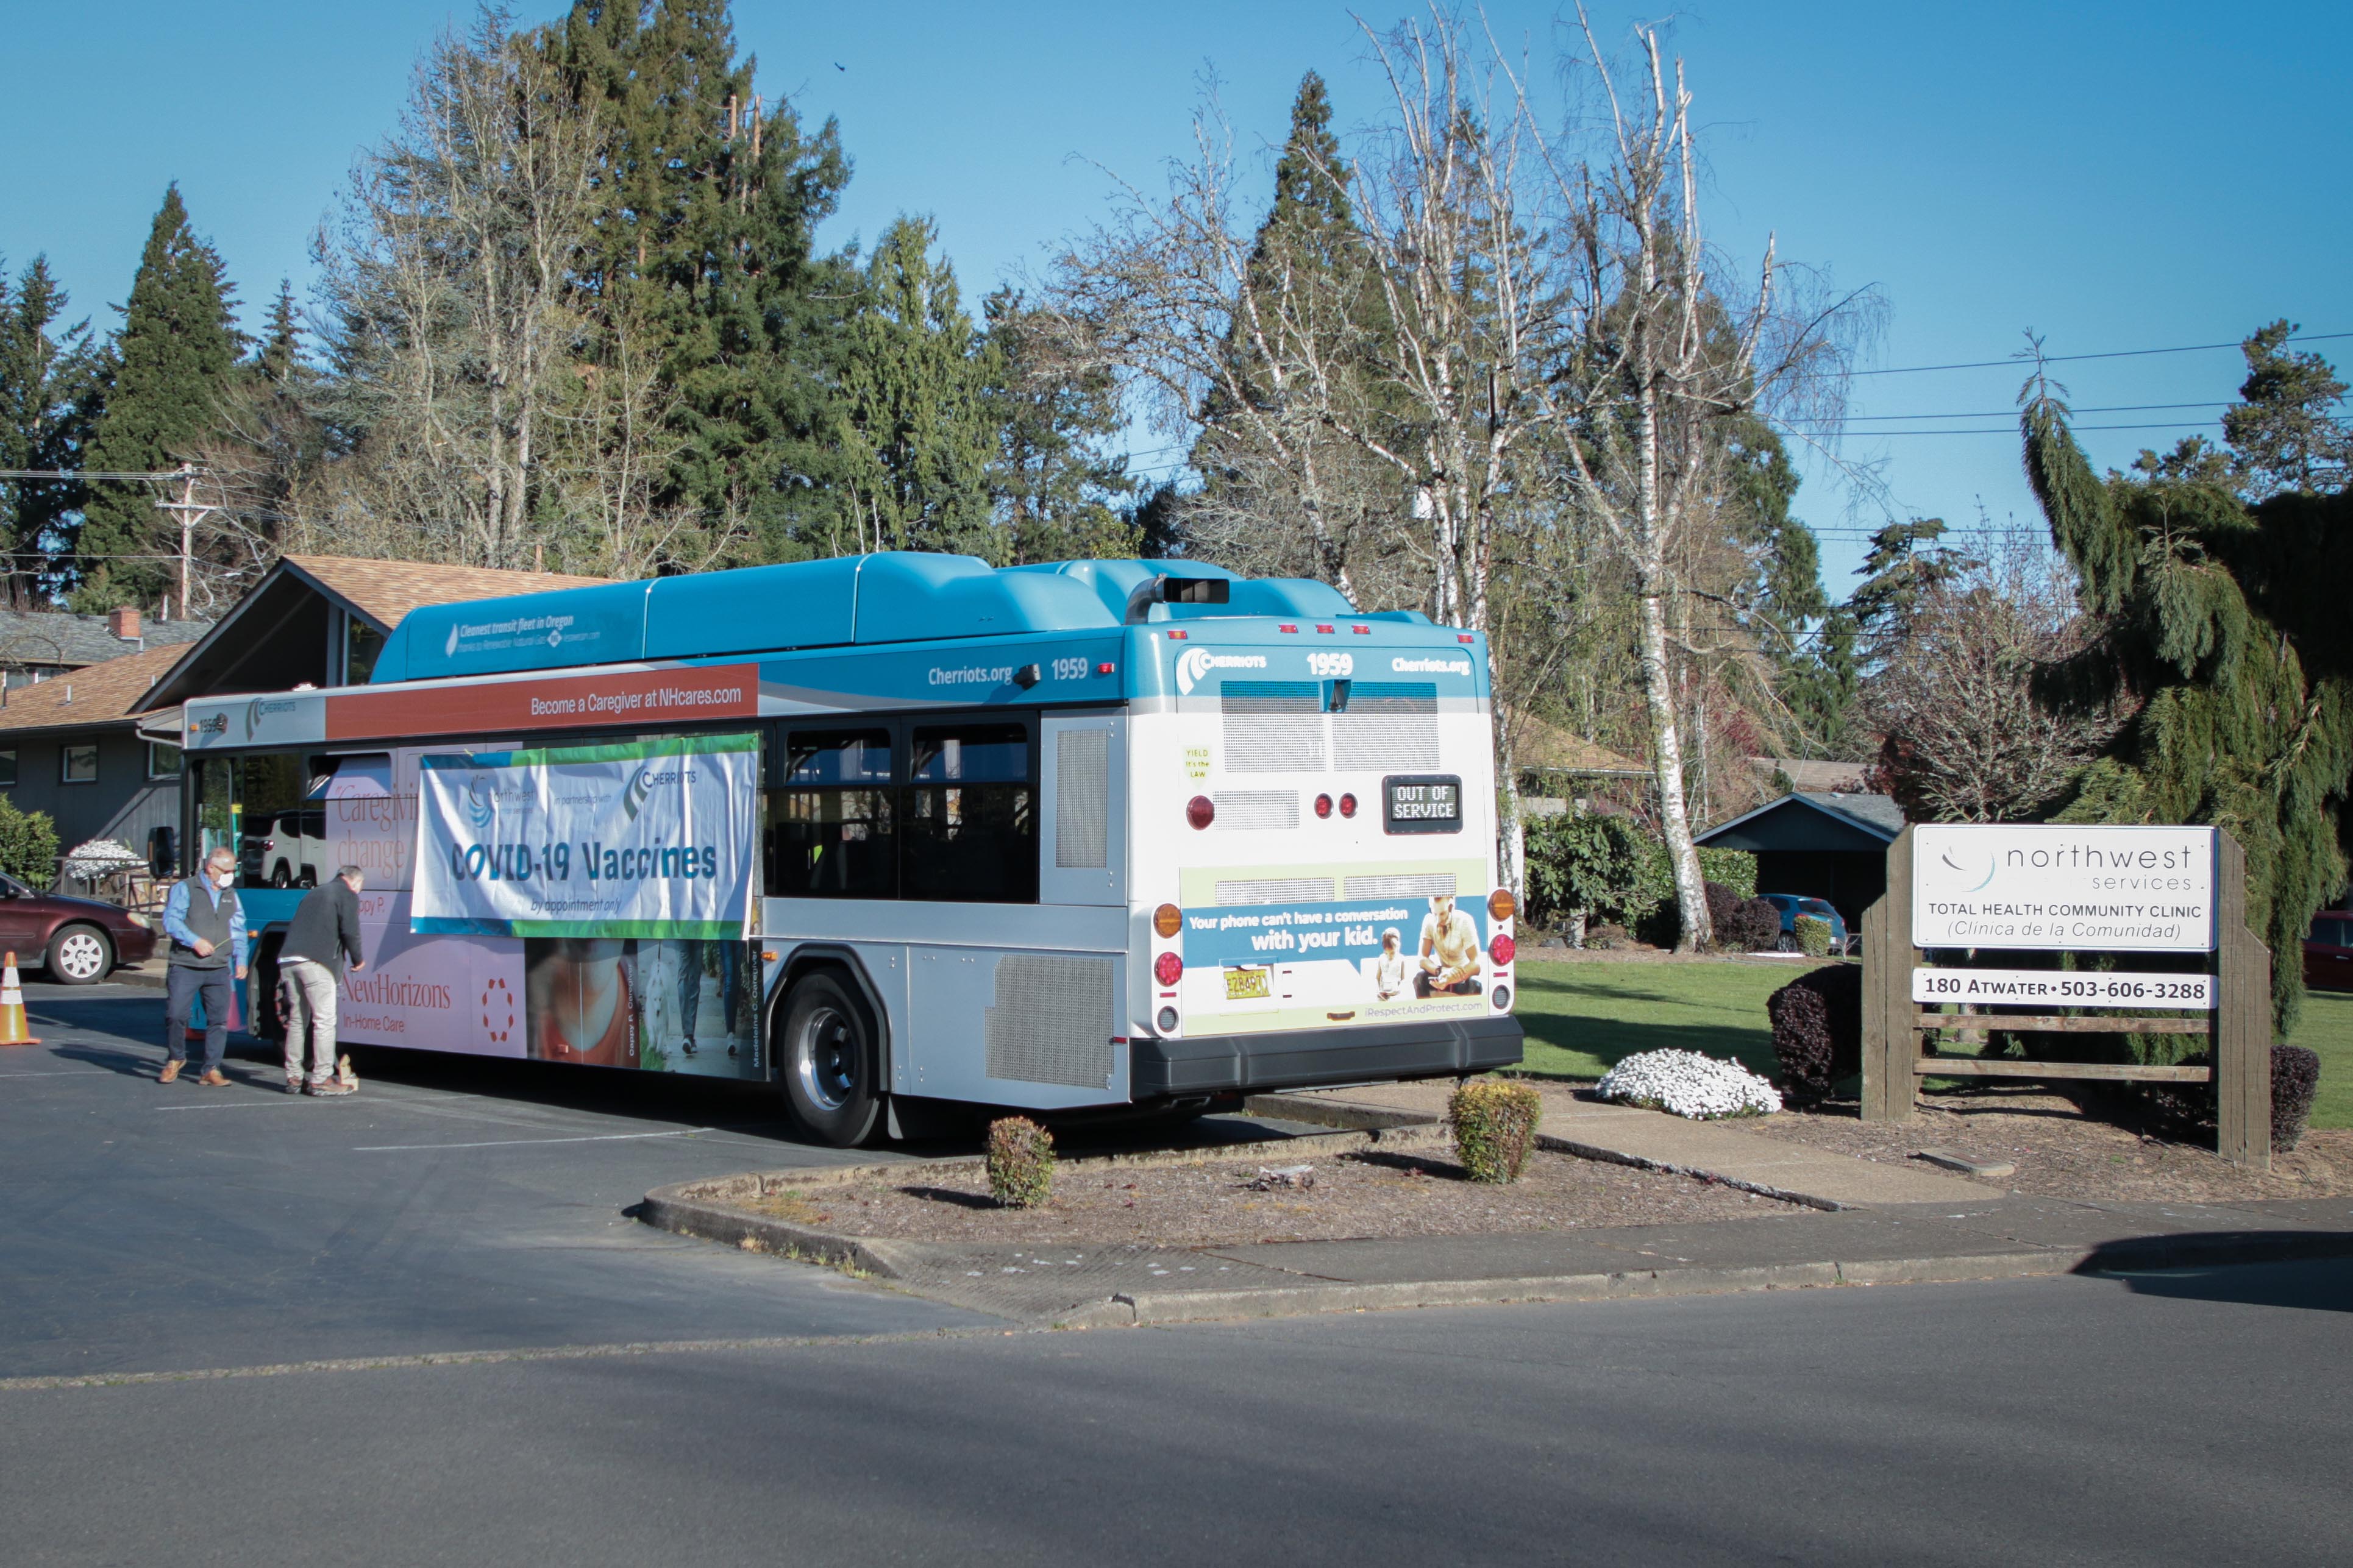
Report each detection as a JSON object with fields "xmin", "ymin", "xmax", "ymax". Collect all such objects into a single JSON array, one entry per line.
[{"xmin": 158, "ymin": 847, "xmax": 249, "ymax": 1087}]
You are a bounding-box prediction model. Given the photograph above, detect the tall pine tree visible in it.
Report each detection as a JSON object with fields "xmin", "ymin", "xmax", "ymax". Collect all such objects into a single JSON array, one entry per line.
[
  {"xmin": 77, "ymin": 185, "xmax": 240, "ymax": 610},
  {"xmin": 555, "ymin": 0, "xmax": 855, "ymax": 561},
  {"xmin": 834, "ymin": 217, "xmax": 997, "ymax": 558},
  {"xmin": 0, "ymin": 257, "xmax": 105, "ymax": 604}
]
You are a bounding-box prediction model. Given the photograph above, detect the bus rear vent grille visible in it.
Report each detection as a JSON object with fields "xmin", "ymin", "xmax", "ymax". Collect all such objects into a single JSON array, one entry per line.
[
  {"xmin": 1222, "ymin": 681, "xmax": 1326, "ymax": 773},
  {"xmin": 1333, "ymin": 682, "xmax": 1439, "ymax": 770},
  {"xmin": 1212, "ymin": 790, "xmax": 1300, "ymax": 831},
  {"xmin": 985, "ymin": 956, "xmax": 1115, "ymax": 1089},
  {"xmin": 1343, "ymin": 872, "xmax": 1459, "ymax": 899},
  {"xmin": 1053, "ymin": 728, "xmax": 1109, "ymax": 868},
  {"xmin": 1214, "ymin": 877, "xmax": 1336, "ymax": 906}
]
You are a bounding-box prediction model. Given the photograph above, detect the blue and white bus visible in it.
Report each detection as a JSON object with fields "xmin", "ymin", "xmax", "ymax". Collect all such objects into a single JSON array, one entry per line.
[{"xmin": 179, "ymin": 553, "xmax": 1522, "ymax": 1144}]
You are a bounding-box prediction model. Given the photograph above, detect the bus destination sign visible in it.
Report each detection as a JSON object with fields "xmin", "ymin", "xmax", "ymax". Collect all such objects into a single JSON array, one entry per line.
[{"xmin": 1384, "ymin": 775, "xmax": 1462, "ymax": 835}]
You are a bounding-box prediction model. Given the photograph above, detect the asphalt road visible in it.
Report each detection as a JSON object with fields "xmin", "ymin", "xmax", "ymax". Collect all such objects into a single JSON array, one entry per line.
[{"xmin": 5, "ymin": 985, "xmax": 2350, "ymax": 1566}]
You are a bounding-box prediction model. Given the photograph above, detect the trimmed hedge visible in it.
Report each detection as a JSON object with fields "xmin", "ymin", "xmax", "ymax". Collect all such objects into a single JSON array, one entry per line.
[
  {"xmin": 1793, "ymin": 914, "xmax": 1834, "ymax": 957},
  {"xmin": 2273, "ymin": 1045, "xmax": 2321, "ymax": 1152},
  {"xmin": 1450, "ymin": 1081, "xmax": 1543, "ymax": 1183},
  {"xmin": 986, "ymin": 1116, "xmax": 1055, "ymax": 1208},
  {"xmin": 1766, "ymin": 962, "xmax": 1862, "ymax": 1104}
]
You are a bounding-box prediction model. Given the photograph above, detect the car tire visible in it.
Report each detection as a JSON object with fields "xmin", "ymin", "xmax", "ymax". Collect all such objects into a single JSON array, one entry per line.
[
  {"xmin": 1775, "ymin": 932, "xmax": 1798, "ymax": 953},
  {"xmin": 269, "ymin": 865, "xmax": 292, "ymax": 889},
  {"xmin": 46, "ymin": 923, "xmax": 112, "ymax": 985},
  {"xmin": 778, "ymin": 971, "xmax": 882, "ymax": 1148}
]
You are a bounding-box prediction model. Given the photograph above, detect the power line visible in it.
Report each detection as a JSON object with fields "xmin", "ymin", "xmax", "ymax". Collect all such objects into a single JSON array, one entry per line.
[
  {"xmin": 1844, "ymin": 400, "xmax": 2233, "ymax": 421},
  {"xmin": 1798, "ymin": 419, "xmax": 2227, "ymax": 438},
  {"xmin": 1848, "ymin": 328, "xmax": 2352, "ymax": 377}
]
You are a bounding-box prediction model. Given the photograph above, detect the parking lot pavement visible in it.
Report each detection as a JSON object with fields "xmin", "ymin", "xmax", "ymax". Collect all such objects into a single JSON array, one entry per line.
[{"xmin": 1, "ymin": 985, "xmax": 999, "ymax": 1380}]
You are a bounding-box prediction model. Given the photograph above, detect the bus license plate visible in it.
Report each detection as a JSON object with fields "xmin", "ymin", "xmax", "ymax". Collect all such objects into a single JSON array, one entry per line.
[
  {"xmin": 1225, "ymin": 967, "xmax": 1272, "ymax": 1000},
  {"xmin": 1384, "ymin": 775, "xmax": 1462, "ymax": 834}
]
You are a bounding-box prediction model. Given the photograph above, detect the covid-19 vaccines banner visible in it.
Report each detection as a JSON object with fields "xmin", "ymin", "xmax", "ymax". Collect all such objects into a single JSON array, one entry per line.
[{"xmin": 413, "ymin": 733, "xmax": 759, "ymax": 939}]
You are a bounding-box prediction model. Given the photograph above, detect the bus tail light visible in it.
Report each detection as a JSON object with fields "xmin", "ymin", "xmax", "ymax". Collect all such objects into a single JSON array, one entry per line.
[
  {"xmin": 1313, "ymin": 793, "xmax": 1333, "ymax": 819},
  {"xmin": 1489, "ymin": 933, "xmax": 1515, "ymax": 967},
  {"xmin": 1153, "ymin": 903, "xmax": 1182, "ymax": 938},
  {"xmin": 1186, "ymin": 795, "xmax": 1214, "ymax": 830},
  {"xmin": 1156, "ymin": 1006, "xmax": 1180, "ymax": 1032},
  {"xmin": 1487, "ymin": 888, "xmax": 1516, "ymax": 922},
  {"xmin": 1153, "ymin": 951, "xmax": 1184, "ymax": 987},
  {"xmin": 1338, "ymin": 792, "xmax": 1357, "ymax": 818}
]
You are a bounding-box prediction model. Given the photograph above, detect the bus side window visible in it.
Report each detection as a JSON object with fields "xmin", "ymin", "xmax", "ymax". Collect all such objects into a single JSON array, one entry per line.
[
  {"xmin": 903, "ymin": 722, "xmax": 1035, "ymax": 904},
  {"xmin": 766, "ymin": 729, "xmax": 895, "ymax": 898}
]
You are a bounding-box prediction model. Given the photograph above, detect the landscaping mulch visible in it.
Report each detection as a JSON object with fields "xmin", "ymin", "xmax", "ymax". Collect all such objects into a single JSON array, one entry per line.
[
  {"xmin": 742, "ymin": 1145, "xmax": 1797, "ymax": 1248},
  {"xmin": 1747, "ymin": 1085, "xmax": 2353, "ymax": 1203}
]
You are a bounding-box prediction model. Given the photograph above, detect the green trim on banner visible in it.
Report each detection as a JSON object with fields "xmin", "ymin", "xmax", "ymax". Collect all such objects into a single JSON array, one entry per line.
[
  {"xmin": 421, "ymin": 732, "xmax": 758, "ymax": 772},
  {"xmin": 509, "ymin": 920, "xmax": 750, "ymax": 940}
]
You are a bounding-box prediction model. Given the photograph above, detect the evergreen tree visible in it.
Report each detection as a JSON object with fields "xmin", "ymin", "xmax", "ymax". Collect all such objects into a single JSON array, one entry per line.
[
  {"xmin": 0, "ymin": 256, "xmax": 105, "ymax": 603},
  {"xmin": 2024, "ymin": 366, "xmax": 2353, "ymax": 1034},
  {"xmin": 2220, "ymin": 319, "xmax": 2350, "ymax": 502},
  {"xmin": 77, "ymin": 185, "xmax": 241, "ymax": 609},
  {"xmin": 1846, "ymin": 516, "xmax": 1970, "ymax": 664},
  {"xmin": 833, "ymin": 217, "xmax": 997, "ymax": 558},
  {"xmin": 555, "ymin": 0, "xmax": 856, "ymax": 561},
  {"xmin": 982, "ymin": 286, "xmax": 1136, "ymax": 563}
]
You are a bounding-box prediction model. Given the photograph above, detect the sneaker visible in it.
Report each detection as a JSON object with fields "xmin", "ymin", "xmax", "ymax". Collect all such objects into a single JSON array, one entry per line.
[
  {"xmin": 285, "ymin": 1077, "xmax": 305, "ymax": 1094},
  {"xmin": 159, "ymin": 1060, "xmax": 182, "ymax": 1084},
  {"xmin": 306, "ymin": 1079, "xmax": 355, "ymax": 1097},
  {"xmin": 198, "ymin": 1070, "xmax": 230, "ymax": 1087}
]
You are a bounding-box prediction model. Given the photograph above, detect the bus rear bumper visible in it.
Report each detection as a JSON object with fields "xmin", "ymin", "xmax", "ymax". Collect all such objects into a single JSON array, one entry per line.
[{"xmin": 1130, "ymin": 1015, "xmax": 1524, "ymax": 1098}]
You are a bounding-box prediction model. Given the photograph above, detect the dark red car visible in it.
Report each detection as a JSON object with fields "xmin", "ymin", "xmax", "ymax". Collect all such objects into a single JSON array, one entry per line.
[
  {"xmin": 2305, "ymin": 912, "xmax": 2353, "ymax": 993},
  {"xmin": 0, "ymin": 871, "xmax": 157, "ymax": 984}
]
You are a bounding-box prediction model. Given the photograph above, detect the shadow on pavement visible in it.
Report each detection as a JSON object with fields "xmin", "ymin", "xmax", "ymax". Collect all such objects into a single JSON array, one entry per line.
[{"xmin": 2076, "ymin": 1244, "xmax": 2353, "ymax": 1312}]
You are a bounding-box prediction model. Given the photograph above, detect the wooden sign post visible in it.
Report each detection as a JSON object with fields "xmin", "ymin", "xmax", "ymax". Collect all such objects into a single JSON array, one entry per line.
[{"xmin": 1861, "ymin": 825, "xmax": 2272, "ymax": 1171}]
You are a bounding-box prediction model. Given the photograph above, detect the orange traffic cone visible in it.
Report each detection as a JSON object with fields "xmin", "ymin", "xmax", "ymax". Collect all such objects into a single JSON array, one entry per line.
[{"xmin": 0, "ymin": 951, "xmax": 40, "ymax": 1046}]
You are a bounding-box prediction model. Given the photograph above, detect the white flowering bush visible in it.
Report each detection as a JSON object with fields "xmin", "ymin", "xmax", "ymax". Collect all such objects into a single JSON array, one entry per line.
[{"xmin": 1596, "ymin": 1049, "xmax": 1782, "ymax": 1120}]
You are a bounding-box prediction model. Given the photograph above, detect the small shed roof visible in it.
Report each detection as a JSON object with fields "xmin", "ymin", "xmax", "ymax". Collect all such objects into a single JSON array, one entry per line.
[
  {"xmin": 1696, "ymin": 791, "xmax": 1905, "ymax": 854},
  {"xmin": 1748, "ymin": 756, "xmax": 1871, "ymax": 793}
]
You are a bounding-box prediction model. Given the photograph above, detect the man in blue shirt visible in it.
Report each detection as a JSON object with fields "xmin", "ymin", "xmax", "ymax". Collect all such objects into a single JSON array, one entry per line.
[{"xmin": 158, "ymin": 846, "xmax": 248, "ymax": 1087}]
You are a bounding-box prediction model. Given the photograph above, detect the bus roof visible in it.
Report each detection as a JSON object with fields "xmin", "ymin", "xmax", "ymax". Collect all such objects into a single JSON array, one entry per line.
[{"xmin": 372, "ymin": 553, "xmax": 1410, "ymax": 685}]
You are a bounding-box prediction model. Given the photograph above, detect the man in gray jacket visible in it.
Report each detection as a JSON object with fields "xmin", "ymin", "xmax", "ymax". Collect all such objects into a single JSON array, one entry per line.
[{"xmin": 279, "ymin": 865, "xmax": 366, "ymax": 1096}]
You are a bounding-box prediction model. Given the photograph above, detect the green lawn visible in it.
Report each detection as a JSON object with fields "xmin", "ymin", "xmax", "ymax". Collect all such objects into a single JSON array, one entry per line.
[{"xmin": 1509, "ymin": 956, "xmax": 2353, "ymax": 1132}]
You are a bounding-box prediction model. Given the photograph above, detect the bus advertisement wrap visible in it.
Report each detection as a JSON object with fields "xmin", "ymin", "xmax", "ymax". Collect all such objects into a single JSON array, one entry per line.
[
  {"xmin": 413, "ymin": 733, "xmax": 760, "ymax": 939},
  {"xmin": 1181, "ymin": 892, "xmax": 1492, "ymax": 1027}
]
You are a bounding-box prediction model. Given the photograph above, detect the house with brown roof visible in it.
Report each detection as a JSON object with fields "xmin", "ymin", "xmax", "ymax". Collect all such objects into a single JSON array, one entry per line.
[{"xmin": 0, "ymin": 642, "xmax": 203, "ymax": 865}]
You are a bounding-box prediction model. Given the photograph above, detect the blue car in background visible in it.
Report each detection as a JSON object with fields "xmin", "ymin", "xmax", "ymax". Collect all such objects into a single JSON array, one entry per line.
[{"xmin": 1762, "ymin": 893, "xmax": 1851, "ymax": 954}]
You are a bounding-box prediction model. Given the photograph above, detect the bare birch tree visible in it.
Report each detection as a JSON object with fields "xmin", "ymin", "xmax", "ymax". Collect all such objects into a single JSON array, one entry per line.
[{"xmin": 308, "ymin": 11, "xmax": 599, "ymax": 569}]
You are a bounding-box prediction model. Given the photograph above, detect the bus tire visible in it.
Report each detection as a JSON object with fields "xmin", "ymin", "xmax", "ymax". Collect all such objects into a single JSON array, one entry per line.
[{"xmin": 778, "ymin": 971, "xmax": 882, "ymax": 1148}]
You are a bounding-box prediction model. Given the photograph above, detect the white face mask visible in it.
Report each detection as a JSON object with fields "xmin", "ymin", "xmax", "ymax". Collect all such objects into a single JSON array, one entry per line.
[{"xmin": 212, "ymin": 869, "xmax": 233, "ymax": 889}]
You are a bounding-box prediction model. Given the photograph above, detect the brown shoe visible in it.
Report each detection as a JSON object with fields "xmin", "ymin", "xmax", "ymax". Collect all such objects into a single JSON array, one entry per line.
[
  {"xmin": 306, "ymin": 1079, "xmax": 355, "ymax": 1097},
  {"xmin": 198, "ymin": 1070, "xmax": 230, "ymax": 1087},
  {"xmin": 158, "ymin": 1059, "xmax": 182, "ymax": 1084}
]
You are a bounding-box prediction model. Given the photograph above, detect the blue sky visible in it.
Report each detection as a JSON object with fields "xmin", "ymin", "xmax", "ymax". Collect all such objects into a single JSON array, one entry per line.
[{"xmin": 3, "ymin": 1, "xmax": 2346, "ymax": 588}]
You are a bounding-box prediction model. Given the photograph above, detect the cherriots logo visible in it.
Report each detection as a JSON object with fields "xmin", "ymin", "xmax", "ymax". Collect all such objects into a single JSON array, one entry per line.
[{"xmin": 1175, "ymin": 646, "xmax": 1267, "ymax": 695}]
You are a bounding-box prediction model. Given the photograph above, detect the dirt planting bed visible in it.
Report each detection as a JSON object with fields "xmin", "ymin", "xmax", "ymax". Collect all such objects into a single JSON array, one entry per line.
[
  {"xmin": 739, "ymin": 1144, "xmax": 1797, "ymax": 1249},
  {"xmin": 1748, "ymin": 1085, "xmax": 2353, "ymax": 1203}
]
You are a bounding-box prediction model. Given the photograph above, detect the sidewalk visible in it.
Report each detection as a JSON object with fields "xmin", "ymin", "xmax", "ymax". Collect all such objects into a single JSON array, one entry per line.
[{"xmin": 641, "ymin": 1091, "xmax": 2353, "ymax": 1328}]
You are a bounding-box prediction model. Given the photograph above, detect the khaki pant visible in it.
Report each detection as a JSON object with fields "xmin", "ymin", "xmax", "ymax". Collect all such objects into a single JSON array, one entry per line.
[{"xmin": 279, "ymin": 959, "xmax": 341, "ymax": 1084}]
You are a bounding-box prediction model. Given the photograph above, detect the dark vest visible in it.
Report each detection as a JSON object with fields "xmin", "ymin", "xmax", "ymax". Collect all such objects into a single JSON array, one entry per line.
[{"xmin": 170, "ymin": 882, "xmax": 240, "ymax": 969}]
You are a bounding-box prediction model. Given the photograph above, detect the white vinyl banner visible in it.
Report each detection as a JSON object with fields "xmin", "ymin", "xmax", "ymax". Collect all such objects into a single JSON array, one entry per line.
[
  {"xmin": 412, "ymin": 733, "xmax": 759, "ymax": 939},
  {"xmin": 1912, "ymin": 824, "xmax": 2216, "ymax": 953}
]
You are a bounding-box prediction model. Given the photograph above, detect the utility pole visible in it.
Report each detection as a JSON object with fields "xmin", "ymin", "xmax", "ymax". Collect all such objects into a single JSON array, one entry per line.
[{"xmin": 151, "ymin": 463, "xmax": 212, "ymax": 621}]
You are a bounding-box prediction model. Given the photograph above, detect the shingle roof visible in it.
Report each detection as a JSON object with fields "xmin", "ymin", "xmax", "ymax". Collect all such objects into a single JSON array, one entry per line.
[
  {"xmin": 1750, "ymin": 756, "xmax": 1871, "ymax": 793},
  {"xmin": 1798, "ymin": 790, "xmax": 1906, "ymax": 835},
  {"xmin": 0, "ymin": 609, "xmax": 212, "ymax": 670},
  {"xmin": 0, "ymin": 643, "xmax": 193, "ymax": 734},
  {"xmin": 279, "ymin": 555, "xmax": 613, "ymax": 630}
]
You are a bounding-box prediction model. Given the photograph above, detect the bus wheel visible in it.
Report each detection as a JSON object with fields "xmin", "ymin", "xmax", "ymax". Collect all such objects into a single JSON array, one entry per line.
[{"xmin": 780, "ymin": 972, "xmax": 881, "ymax": 1148}]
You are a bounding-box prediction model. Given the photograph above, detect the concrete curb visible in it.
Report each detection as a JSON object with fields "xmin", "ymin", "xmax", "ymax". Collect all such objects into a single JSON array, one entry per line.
[{"xmin": 1532, "ymin": 1130, "xmax": 1854, "ymax": 1213}]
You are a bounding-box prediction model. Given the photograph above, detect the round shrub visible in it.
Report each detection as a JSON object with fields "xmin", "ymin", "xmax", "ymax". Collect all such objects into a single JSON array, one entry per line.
[
  {"xmin": 985, "ymin": 1116, "xmax": 1055, "ymax": 1208},
  {"xmin": 2271, "ymin": 1044, "xmax": 2319, "ymax": 1152},
  {"xmin": 1793, "ymin": 913, "xmax": 1834, "ymax": 957},
  {"xmin": 1449, "ymin": 1080, "xmax": 1543, "ymax": 1183},
  {"xmin": 1729, "ymin": 896, "xmax": 1784, "ymax": 953},
  {"xmin": 1767, "ymin": 962, "xmax": 1862, "ymax": 1104}
]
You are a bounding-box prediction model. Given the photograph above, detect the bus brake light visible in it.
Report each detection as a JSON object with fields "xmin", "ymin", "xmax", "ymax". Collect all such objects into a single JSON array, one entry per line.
[
  {"xmin": 1186, "ymin": 796, "xmax": 1214, "ymax": 830},
  {"xmin": 1313, "ymin": 793, "xmax": 1333, "ymax": 819},
  {"xmin": 1489, "ymin": 933, "xmax": 1515, "ymax": 967},
  {"xmin": 1338, "ymin": 792, "xmax": 1357, "ymax": 818},
  {"xmin": 1153, "ymin": 952, "xmax": 1184, "ymax": 987}
]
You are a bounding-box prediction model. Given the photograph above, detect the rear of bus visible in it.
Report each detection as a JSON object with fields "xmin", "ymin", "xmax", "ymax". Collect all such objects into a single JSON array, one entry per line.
[{"xmin": 1122, "ymin": 613, "xmax": 1523, "ymax": 1101}]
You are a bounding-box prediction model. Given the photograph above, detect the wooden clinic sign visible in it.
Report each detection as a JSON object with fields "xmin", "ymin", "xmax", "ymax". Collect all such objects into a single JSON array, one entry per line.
[{"xmin": 1862, "ymin": 825, "xmax": 2272, "ymax": 1170}]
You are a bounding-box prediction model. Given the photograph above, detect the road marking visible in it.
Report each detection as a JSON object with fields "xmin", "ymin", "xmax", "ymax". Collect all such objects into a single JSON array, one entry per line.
[
  {"xmin": 0, "ymin": 1327, "xmax": 1011, "ymax": 1391},
  {"xmin": 351, "ymin": 1127, "xmax": 719, "ymax": 1152},
  {"xmin": 0, "ymin": 1068, "xmax": 117, "ymax": 1079}
]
